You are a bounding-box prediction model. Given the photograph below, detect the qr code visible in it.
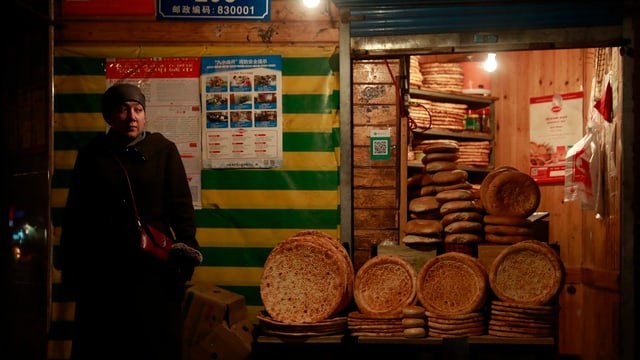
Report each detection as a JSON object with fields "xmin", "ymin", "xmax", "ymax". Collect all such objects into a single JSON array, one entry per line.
[{"xmin": 372, "ymin": 139, "xmax": 389, "ymax": 155}]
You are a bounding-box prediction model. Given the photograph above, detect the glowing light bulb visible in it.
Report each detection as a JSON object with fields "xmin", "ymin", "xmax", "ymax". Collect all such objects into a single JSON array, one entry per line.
[
  {"xmin": 303, "ymin": 0, "xmax": 321, "ymax": 8},
  {"xmin": 483, "ymin": 53, "xmax": 497, "ymax": 72}
]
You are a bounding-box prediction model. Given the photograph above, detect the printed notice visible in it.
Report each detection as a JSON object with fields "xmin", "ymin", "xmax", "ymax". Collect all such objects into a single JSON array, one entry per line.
[
  {"xmin": 201, "ymin": 55, "xmax": 283, "ymax": 169},
  {"xmin": 529, "ymin": 92, "xmax": 584, "ymax": 184}
]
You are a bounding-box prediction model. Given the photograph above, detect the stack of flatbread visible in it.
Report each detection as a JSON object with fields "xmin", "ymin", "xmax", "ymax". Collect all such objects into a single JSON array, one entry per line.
[
  {"xmin": 409, "ymin": 98, "xmax": 467, "ymax": 131},
  {"xmin": 402, "ymin": 305, "xmax": 427, "ymax": 338},
  {"xmin": 437, "ymin": 187, "xmax": 484, "ymax": 254},
  {"xmin": 479, "ymin": 167, "xmax": 541, "ymax": 244},
  {"xmin": 426, "ymin": 311, "xmax": 486, "ymax": 338},
  {"xmin": 486, "ymin": 240, "xmax": 565, "ymax": 338},
  {"xmin": 257, "ymin": 311, "xmax": 347, "ymax": 337},
  {"xmin": 259, "ymin": 230, "xmax": 354, "ymax": 327},
  {"xmin": 347, "ymin": 311, "xmax": 405, "ymax": 337},
  {"xmin": 456, "ymin": 141, "xmax": 492, "ymax": 167},
  {"xmin": 409, "ymin": 56, "xmax": 424, "ymax": 89},
  {"xmin": 487, "ymin": 301, "xmax": 558, "ymax": 338},
  {"xmin": 404, "ymin": 140, "xmax": 471, "ymax": 246},
  {"xmin": 420, "ymin": 62, "xmax": 465, "ymax": 93},
  {"xmin": 417, "ymin": 252, "xmax": 490, "ymax": 337}
]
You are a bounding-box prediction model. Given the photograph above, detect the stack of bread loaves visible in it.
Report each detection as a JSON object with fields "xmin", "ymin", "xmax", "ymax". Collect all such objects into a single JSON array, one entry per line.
[
  {"xmin": 349, "ymin": 255, "xmax": 419, "ymax": 337},
  {"xmin": 479, "ymin": 167, "xmax": 540, "ymax": 244},
  {"xmin": 404, "ymin": 140, "xmax": 478, "ymax": 248},
  {"xmin": 486, "ymin": 240, "xmax": 565, "ymax": 337},
  {"xmin": 417, "ymin": 252, "xmax": 490, "ymax": 338},
  {"xmin": 259, "ymin": 230, "xmax": 353, "ymax": 332}
]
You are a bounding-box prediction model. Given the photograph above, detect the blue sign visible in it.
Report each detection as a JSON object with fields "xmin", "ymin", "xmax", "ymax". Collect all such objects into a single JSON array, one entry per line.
[{"xmin": 158, "ymin": 0, "xmax": 270, "ymax": 21}]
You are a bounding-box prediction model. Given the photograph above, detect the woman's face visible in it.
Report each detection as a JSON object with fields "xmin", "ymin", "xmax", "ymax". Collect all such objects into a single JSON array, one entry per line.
[{"xmin": 108, "ymin": 101, "xmax": 146, "ymax": 139}]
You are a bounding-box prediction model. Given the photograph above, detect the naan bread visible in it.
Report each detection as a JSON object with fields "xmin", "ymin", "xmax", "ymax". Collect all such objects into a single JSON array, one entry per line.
[
  {"xmin": 488, "ymin": 240, "xmax": 565, "ymax": 305},
  {"xmin": 354, "ymin": 255, "xmax": 418, "ymax": 316},
  {"xmin": 417, "ymin": 252, "xmax": 489, "ymax": 315},
  {"xmin": 260, "ymin": 231, "xmax": 353, "ymax": 323}
]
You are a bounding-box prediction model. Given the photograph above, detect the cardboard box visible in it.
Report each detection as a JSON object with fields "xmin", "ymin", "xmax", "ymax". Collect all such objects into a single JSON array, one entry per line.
[{"xmin": 182, "ymin": 283, "xmax": 250, "ymax": 360}]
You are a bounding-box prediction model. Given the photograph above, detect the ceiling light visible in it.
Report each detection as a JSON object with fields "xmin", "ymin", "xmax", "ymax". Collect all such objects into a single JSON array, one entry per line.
[
  {"xmin": 483, "ymin": 53, "xmax": 497, "ymax": 72},
  {"xmin": 303, "ymin": 0, "xmax": 321, "ymax": 8}
]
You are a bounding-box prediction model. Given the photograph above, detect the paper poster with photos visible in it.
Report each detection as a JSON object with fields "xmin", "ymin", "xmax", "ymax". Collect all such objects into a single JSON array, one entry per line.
[
  {"xmin": 201, "ymin": 55, "xmax": 283, "ymax": 169},
  {"xmin": 529, "ymin": 91, "xmax": 584, "ymax": 184}
]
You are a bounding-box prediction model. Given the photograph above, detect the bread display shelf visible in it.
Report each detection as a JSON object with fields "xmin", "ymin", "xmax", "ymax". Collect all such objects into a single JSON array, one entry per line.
[
  {"xmin": 408, "ymin": 160, "xmax": 493, "ymax": 173},
  {"xmin": 411, "ymin": 128, "xmax": 493, "ymax": 140},
  {"xmin": 407, "ymin": 88, "xmax": 497, "ymax": 174},
  {"xmin": 410, "ymin": 89, "xmax": 498, "ymax": 110}
]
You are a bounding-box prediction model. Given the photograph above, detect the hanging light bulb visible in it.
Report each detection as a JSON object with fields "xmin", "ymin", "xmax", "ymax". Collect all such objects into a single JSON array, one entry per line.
[
  {"xmin": 303, "ymin": 0, "xmax": 321, "ymax": 8},
  {"xmin": 483, "ymin": 53, "xmax": 497, "ymax": 72}
]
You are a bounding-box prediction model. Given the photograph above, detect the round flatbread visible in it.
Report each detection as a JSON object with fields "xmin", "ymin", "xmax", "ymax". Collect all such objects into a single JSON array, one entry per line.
[
  {"xmin": 432, "ymin": 169, "xmax": 469, "ymax": 184},
  {"xmin": 444, "ymin": 233, "xmax": 483, "ymax": 244},
  {"xmin": 425, "ymin": 161, "xmax": 458, "ymax": 173},
  {"xmin": 435, "ymin": 189, "xmax": 477, "ymax": 203},
  {"xmin": 483, "ymin": 170, "xmax": 541, "ymax": 217},
  {"xmin": 440, "ymin": 200, "xmax": 482, "ymax": 215},
  {"xmin": 484, "ymin": 224, "xmax": 534, "ymax": 236},
  {"xmin": 354, "ymin": 255, "xmax": 418, "ymax": 316},
  {"xmin": 485, "ymin": 233, "xmax": 532, "ymax": 244},
  {"xmin": 488, "ymin": 240, "xmax": 565, "ymax": 305},
  {"xmin": 409, "ymin": 196, "xmax": 440, "ymax": 213},
  {"xmin": 422, "ymin": 142, "xmax": 459, "ymax": 154},
  {"xmin": 402, "ymin": 305, "xmax": 426, "ymax": 318},
  {"xmin": 479, "ymin": 166, "xmax": 518, "ymax": 204},
  {"xmin": 441, "ymin": 211, "xmax": 484, "ymax": 226},
  {"xmin": 483, "ymin": 215, "xmax": 533, "ymax": 227},
  {"xmin": 417, "ymin": 252, "xmax": 489, "ymax": 315},
  {"xmin": 445, "ymin": 221, "xmax": 483, "ymax": 234},
  {"xmin": 260, "ymin": 235, "xmax": 349, "ymax": 323}
]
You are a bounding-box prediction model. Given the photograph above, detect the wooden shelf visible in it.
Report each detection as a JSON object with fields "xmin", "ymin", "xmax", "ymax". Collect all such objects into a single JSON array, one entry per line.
[
  {"xmin": 411, "ymin": 128, "xmax": 492, "ymax": 140},
  {"xmin": 409, "ymin": 88, "xmax": 498, "ymax": 110}
]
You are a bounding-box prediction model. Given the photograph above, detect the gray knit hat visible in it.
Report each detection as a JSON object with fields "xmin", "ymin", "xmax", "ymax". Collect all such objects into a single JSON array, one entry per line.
[{"xmin": 101, "ymin": 83, "xmax": 146, "ymax": 121}]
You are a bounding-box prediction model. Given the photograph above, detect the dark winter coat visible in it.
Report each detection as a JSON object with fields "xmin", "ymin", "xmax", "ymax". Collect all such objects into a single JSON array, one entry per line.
[{"xmin": 57, "ymin": 130, "xmax": 199, "ymax": 360}]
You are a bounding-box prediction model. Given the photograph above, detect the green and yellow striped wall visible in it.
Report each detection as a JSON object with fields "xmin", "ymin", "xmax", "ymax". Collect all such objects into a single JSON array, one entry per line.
[{"xmin": 49, "ymin": 46, "xmax": 340, "ymax": 360}]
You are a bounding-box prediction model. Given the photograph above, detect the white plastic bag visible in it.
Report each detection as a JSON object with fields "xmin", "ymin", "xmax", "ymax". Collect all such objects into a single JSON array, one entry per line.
[{"xmin": 564, "ymin": 129, "xmax": 600, "ymax": 210}]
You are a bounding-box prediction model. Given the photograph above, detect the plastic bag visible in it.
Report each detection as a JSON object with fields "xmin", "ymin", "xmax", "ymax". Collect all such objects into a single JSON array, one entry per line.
[{"xmin": 564, "ymin": 129, "xmax": 600, "ymax": 210}]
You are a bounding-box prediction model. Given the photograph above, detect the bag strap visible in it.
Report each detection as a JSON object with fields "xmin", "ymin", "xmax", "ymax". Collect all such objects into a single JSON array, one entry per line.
[{"xmin": 113, "ymin": 155, "xmax": 143, "ymax": 230}]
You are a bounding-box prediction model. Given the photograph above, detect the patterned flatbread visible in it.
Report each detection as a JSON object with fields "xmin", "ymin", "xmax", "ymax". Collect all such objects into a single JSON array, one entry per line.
[
  {"xmin": 354, "ymin": 255, "xmax": 418, "ymax": 316},
  {"xmin": 489, "ymin": 240, "xmax": 565, "ymax": 305},
  {"xmin": 260, "ymin": 231, "xmax": 352, "ymax": 323},
  {"xmin": 482, "ymin": 170, "xmax": 541, "ymax": 218},
  {"xmin": 417, "ymin": 252, "xmax": 489, "ymax": 315}
]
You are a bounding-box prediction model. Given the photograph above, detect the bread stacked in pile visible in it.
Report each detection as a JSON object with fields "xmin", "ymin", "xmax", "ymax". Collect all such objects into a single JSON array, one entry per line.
[
  {"xmin": 258, "ymin": 230, "xmax": 353, "ymax": 336},
  {"xmin": 479, "ymin": 166, "xmax": 541, "ymax": 244},
  {"xmin": 347, "ymin": 254, "xmax": 418, "ymax": 337},
  {"xmin": 486, "ymin": 240, "xmax": 565, "ymax": 337},
  {"xmin": 419, "ymin": 62, "xmax": 465, "ymax": 93},
  {"xmin": 405, "ymin": 140, "xmax": 484, "ymax": 251},
  {"xmin": 346, "ymin": 240, "xmax": 564, "ymax": 339},
  {"xmin": 409, "ymin": 98, "xmax": 468, "ymax": 130},
  {"xmin": 417, "ymin": 252, "xmax": 490, "ymax": 338}
]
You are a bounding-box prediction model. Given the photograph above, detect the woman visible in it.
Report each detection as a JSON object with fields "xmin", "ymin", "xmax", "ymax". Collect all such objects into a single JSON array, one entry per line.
[{"xmin": 57, "ymin": 83, "xmax": 202, "ymax": 360}]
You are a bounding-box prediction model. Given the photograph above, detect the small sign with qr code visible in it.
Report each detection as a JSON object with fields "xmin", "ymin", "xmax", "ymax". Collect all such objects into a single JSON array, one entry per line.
[{"xmin": 370, "ymin": 129, "xmax": 391, "ymax": 160}]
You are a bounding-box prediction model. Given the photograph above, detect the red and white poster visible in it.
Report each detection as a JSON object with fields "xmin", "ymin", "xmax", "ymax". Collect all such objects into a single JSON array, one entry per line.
[
  {"xmin": 529, "ymin": 92, "xmax": 584, "ymax": 184},
  {"xmin": 105, "ymin": 57, "xmax": 203, "ymax": 208}
]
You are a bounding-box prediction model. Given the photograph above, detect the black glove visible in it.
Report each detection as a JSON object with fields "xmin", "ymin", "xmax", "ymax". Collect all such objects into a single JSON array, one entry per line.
[{"xmin": 170, "ymin": 242, "xmax": 203, "ymax": 266}]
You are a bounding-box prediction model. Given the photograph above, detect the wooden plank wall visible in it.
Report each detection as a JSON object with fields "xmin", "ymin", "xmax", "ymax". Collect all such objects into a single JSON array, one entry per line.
[
  {"xmin": 489, "ymin": 48, "xmax": 620, "ymax": 359},
  {"xmin": 54, "ymin": 0, "xmax": 340, "ymax": 46},
  {"xmin": 351, "ymin": 59, "xmax": 402, "ymax": 270}
]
